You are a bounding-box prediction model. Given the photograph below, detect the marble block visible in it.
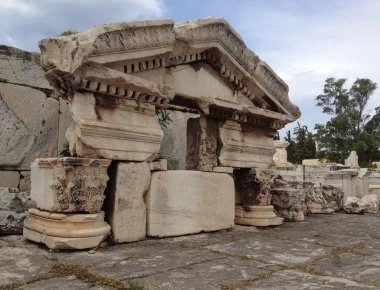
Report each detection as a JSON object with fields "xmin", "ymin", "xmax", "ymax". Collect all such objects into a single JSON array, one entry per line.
[
  {"xmin": 66, "ymin": 92, "xmax": 165, "ymax": 161},
  {"xmin": 105, "ymin": 161, "xmax": 151, "ymax": 243},
  {"xmin": 31, "ymin": 158, "xmax": 111, "ymax": 213},
  {"xmin": 218, "ymin": 121, "xmax": 275, "ymax": 168},
  {"xmin": 146, "ymin": 171, "xmax": 235, "ymax": 237},
  {"xmin": 235, "ymin": 205, "xmax": 283, "ymax": 227},
  {"xmin": 23, "ymin": 208, "xmax": 110, "ymax": 250}
]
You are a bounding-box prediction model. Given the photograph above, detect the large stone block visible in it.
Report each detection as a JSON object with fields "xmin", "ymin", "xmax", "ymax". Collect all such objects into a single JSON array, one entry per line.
[
  {"xmin": 218, "ymin": 120, "xmax": 275, "ymax": 168},
  {"xmin": 0, "ymin": 45, "xmax": 51, "ymax": 89},
  {"xmin": 186, "ymin": 117, "xmax": 218, "ymax": 171},
  {"xmin": 0, "ymin": 83, "xmax": 59, "ymax": 170},
  {"xmin": 0, "ymin": 171, "xmax": 20, "ymax": 188},
  {"xmin": 23, "ymin": 208, "xmax": 110, "ymax": 250},
  {"xmin": 31, "ymin": 158, "xmax": 111, "ymax": 213},
  {"xmin": 273, "ymin": 140, "xmax": 290, "ymax": 167},
  {"xmin": 19, "ymin": 171, "xmax": 31, "ymax": 192},
  {"xmin": 58, "ymin": 97, "xmax": 72, "ymax": 151},
  {"xmin": 146, "ymin": 171, "xmax": 234, "ymax": 237},
  {"xmin": 159, "ymin": 110, "xmax": 199, "ymax": 170},
  {"xmin": 271, "ymin": 180, "xmax": 308, "ymax": 222},
  {"xmin": 0, "ymin": 188, "xmax": 36, "ymax": 234},
  {"xmin": 105, "ymin": 161, "xmax": 151, "ymax": 243},
  {"xmin": 66, "ymin": 92, "xmax": 163, "ymax": 161}
]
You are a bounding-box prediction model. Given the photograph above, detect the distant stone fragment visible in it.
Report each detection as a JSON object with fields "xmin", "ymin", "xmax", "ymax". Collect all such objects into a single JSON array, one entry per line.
[
  {"xmin": 343, "ymin": 197, "xmax": 366, "ymax": 214},
  {"xmin": 361, "ymin": 194, "xmax": 379, "ymax": 214},
  {"xmin": 271, "ymin": 179, "xmax": 308, "ymax": 221}
]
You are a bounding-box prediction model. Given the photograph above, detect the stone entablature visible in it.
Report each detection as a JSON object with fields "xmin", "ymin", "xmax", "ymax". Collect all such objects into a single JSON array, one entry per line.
[
  {"xmin": 23, "ymin": 17, "xmax": 300, "ymax": 248},
  {"xmin": 39, "ymin": 17, "xmax": 300, "ymax": 129}
]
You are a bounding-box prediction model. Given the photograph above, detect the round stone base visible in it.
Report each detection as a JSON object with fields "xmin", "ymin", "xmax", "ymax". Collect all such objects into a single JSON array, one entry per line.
[
  {"xmin": 235, "ymin": 205, "xmax": 284, "ymax": 227},
  {"xmin": 23, "ymin": 208, "xmax": 110, "ymax": 250}
]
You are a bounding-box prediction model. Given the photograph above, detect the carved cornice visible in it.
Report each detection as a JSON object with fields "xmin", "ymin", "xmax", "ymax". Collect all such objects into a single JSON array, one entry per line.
[
  {"xmin": 39, "ymin": 20, "xmax": 175, "ymax": 73},
  {"xmin": 39, "ymin": 17, "xmax": 300, "ymax": 122},
  {"xmin": 254, "ymin": 61, "xmax": 301, "ymax": 118},
  {"xmin": 58, "ymin": 62, "xmax": 173, "ymax": 108},
  {"xmin": 175, "ymin": 18, "xmax": 260, "ymax": 74}
]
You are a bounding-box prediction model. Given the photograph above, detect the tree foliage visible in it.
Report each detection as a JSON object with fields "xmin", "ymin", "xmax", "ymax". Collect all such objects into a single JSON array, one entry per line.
[
  {"xmin": 315, "ymin": 77, "xmax": 378, "ymax": 166},
  {"xmin": 285, "ymin": 122, "xmax": 316, "ymax": 164}
]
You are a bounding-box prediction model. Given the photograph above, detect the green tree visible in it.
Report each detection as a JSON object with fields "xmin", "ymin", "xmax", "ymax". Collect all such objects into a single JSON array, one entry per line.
[
  {"xmin": 285, "ymin": 130, "xmax": 296, "ymax": 163},
  {"xmin": 284, "ymin": 123, "xmax": 316, "ymax": 164},
  {"xmin": 315, "ymin": 77, "xmax": 378, "ymax": 166}
]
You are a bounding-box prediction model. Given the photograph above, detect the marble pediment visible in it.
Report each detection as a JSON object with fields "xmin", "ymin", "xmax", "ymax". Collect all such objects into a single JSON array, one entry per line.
[{"xmin": 39, "ymin": 17, "xmax": 300, "ymax": 128}]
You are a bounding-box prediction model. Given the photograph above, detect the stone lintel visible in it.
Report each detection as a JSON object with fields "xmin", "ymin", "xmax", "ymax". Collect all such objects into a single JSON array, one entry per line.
[{"xmin": 39, "ymin": 18, "xmax": 300, "ymax": 124}]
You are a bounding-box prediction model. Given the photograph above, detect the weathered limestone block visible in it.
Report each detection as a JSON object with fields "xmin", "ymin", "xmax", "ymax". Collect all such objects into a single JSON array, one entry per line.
[
  {"xmin": 0, "ymin": 171, "xmax": 20, "ymax": 188},
  {"xmin": 345, "ymin": 151, "xmax": 359, "ymax": 168},
  {"xmin": 0, "ymin": 211, "xmax": 26, "ymax": 235},
  {"xmin": 235, "ymin": 205, "xmax": 283, "ymax": 226},
  {"xmin": 31, "ymin": 158, "xmax": 111, "ymax": 213},
  {"xmin": 186, "ymin": 117, "xmax": 218, "ymax": 171},
  {"xmin": 0, "ymin": 83, "xmax": 58, "ymax": 170},
  {"xmin": 320, "ymin": 185, "xmax": 344, "ymax": 211},
  {"xmin": 361, "ymin": 194, "xmax": 379, "ymax": 214},
  {"xmin": 234, "ymin": 168, "xmax": 261, "ymax": 205},
  {"xmin": 159, "ymin": 110, "xmax": 199, "ymax": 170},
  {"xmin": 271, "ymin": 180, "xmax": 308, "ymax": 222},
  {"xmin": 0, "ymin": 188, "xmax": 36, "ymax": 234},
  {"xmin": 146, "ymin": 171, "xmax": 234, "ymax": 237},
  {"xmin": 66, "ymin": 91, "xmax": 164, "ymax": 161},
  {"xmin": 23, "ymin": 208, "xmax": 110, "ymax": 250},
  {"xmin": 213, "ymin": 166, "xmax": 234, "ymax": 174},
  {"xmin": 218, "ymin": 121, "xmax": 275, "ymax": 168},
  {"xmin": 0, "ymin": 45, "xmax": 51, "ymax": 89},
  {"xmin": 306, "ymin": 184, "xmax": 343, "ymax": 214},
  {"xmin": 273, "ymin": 140, "xmax": 290, "ymax": 167},
  {"xmin": 148, "ymin": 159, "xmax": 167, "ymax": 171},
  {"xmin": 105, "ymin": 162, "xmax": 151, "ymax": 243},
  {"xmin": 234, "ymin": 168, "xmax": 277, "ymax": 206},
  {"xmin": 58, "ymin": 97, "xmax": 72, "ymax": 151},
  {"xmin": 0, "ymin": 188, "xmax": 35, "ymax": 212},
  {"xmin": 19, "ymin": 171, "xmax": 31, "ymax": 192},
  {"xmin": 324, "ymin": 170, "xmax": 358, "ymax": 197},
  {"xmin": 343, "ymin": 197, "xmax": 366, "ymax": 214}
]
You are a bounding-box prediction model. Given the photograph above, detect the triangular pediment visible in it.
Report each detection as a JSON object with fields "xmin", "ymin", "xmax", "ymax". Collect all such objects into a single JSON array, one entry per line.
[{"xmin": 39, "ymin": 17, "xmax": 300, "ymax": 129}]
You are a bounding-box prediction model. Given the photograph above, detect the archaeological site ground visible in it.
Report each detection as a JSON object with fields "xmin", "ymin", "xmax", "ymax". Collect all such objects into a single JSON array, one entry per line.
[{"xmin": 0, "ymin": 17, "xmax": 379, "ymax": 289}]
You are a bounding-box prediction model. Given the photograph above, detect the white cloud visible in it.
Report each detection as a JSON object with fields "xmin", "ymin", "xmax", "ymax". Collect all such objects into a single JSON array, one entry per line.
[
  {"xmin": 235, "ymin": 0, "xmax": 380, "ymax": 133},
  {"xmin": 0, "ymin": 0, "xmax": 165, "ymax": 52}
]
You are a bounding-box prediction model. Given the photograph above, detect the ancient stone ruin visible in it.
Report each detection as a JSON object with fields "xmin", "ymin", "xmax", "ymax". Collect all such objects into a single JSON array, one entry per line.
[{"xmin": 3, "ymin": 18, "xmax": 301, "ymax": 249}]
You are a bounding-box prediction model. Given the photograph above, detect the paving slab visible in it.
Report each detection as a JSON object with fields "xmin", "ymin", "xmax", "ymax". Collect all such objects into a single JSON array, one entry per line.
[
  {"xmin": 0, "ymin": 213, "xmax": 379, "ymax": 289},
  {"xmin": 205, "ymin": 235, "xmax": 328, "ymax": 265},
  {"xmin": 310, "ymin": 252, "xmax": 380, "ymax": 287},
  {"xmin": 246, "ymin": 269, "xmax": 378, "ymax": 289},
  {"xmin": 135, "ymin": 257, "xmax": 281, "ymax": 290}
]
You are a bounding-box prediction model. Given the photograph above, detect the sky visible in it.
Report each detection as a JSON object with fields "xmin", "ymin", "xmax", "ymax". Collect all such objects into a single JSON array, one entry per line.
[{"xmin": 1, "ymin": 0, "xmax": 379, "ymax": 137}]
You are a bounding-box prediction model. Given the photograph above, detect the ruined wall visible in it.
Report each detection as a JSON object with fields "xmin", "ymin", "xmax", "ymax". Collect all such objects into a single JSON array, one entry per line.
[{"xmin": 0, "ymin": 45, "xmax": 71, "ymax": 190}]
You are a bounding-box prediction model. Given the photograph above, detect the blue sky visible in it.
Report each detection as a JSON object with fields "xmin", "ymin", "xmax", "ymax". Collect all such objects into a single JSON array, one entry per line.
[{"xmin": 1, "ymin": 0, "xmax": 379, "ymax": 137}]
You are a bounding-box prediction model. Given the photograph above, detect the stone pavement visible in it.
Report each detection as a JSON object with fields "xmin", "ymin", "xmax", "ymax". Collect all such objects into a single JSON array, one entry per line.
[{"xmin": 1, "ymin": 213, "xmax": 379, "ymax": 290}]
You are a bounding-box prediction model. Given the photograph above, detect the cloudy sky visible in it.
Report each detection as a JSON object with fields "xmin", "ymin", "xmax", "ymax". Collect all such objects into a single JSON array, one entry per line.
[{"xmin": 1, "ymin": 0, "xmax": 379, "ymax": 137}]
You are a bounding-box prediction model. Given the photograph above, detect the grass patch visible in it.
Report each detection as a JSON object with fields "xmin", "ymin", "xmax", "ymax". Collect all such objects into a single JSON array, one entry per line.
[
  {"xmin": 48, "ymin": 262, "xmax": 143, "ymax": 289},
  {"xmin": 0, "ymin": 282, "xmax": 24, "ymax": 290},
  {"xmin": 221, "ymin": 278, "xmax": 253, "ymax": 290}
]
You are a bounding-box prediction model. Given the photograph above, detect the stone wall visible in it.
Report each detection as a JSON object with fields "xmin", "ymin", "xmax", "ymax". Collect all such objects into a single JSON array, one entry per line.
[
  {"xmin": 0, "ymin": 45, "xmax": 71, "ymax": 190},
  {"xmin": 276, "ymin": 165, "xmax": 380, "ymax": 197}
]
